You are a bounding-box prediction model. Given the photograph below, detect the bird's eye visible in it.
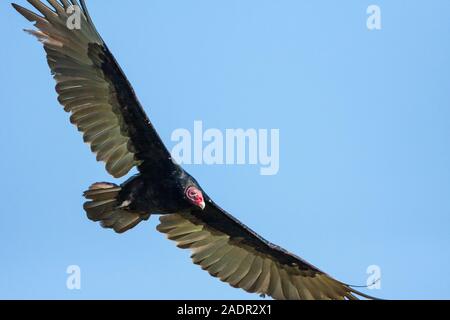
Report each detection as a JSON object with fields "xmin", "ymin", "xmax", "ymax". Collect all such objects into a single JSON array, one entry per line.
[
  {"xmin": 186, "ymin": 186, "xmax": 201, "ymax": 201},
  {"xmin": 189, "ymin": 190, "xmax": 197, "ymax": 198}
]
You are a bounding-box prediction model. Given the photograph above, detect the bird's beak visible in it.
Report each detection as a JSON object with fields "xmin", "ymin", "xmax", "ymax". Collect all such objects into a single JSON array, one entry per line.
[{"xmin": 199, "ymin": 200, "xmax": 206, "ymax": 210}]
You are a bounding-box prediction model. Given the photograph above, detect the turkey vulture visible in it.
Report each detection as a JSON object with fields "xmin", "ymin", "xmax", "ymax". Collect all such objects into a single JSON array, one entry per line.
[{"xmin": 13, "ymin": 0, "xmax": 377, "ymax": 300}]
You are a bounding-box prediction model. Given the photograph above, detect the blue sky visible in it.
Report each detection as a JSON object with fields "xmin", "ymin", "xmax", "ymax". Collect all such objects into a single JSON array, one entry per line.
[{"xmin": 1, "ymin": 0, "xmax": 450, "ymax": 299}]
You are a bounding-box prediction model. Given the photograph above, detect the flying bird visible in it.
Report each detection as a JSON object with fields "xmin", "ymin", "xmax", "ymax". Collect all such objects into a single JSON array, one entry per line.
[{"xmin": 13, "ymin": 0, "xmax": 376, "ymax": 300}]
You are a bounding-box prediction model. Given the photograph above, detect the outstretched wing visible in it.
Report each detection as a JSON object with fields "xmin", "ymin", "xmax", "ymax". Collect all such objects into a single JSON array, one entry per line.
[
  {"xmin": 13, "ymin": 0, "xmax": 173, "ymax": 178},
  {"xmin": 157, "ymin": 199, "xmax": 375, "ymax": 300}
]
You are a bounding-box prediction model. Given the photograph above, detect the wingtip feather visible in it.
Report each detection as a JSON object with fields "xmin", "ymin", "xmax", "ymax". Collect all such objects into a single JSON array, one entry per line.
[{"xmin": 12, "ymin": 2, "xmax": 41, "ymax": 22}]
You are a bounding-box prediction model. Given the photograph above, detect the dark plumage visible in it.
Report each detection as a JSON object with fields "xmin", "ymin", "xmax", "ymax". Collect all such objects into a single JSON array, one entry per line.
[{"xmin": 13, "ymin": 0, "xmax": 376, "ymax": 300}]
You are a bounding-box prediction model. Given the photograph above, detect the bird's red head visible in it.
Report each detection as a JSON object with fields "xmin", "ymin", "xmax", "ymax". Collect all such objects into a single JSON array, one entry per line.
[{"xmin": 185, "ymin": 186, "xmax": 206, "ymax": 210}]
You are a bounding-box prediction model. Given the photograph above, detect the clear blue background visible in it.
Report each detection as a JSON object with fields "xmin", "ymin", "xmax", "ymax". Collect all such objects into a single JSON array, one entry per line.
[{"xmin": 1, "ymin": 0, "xmax": 449, "ymax": 299}]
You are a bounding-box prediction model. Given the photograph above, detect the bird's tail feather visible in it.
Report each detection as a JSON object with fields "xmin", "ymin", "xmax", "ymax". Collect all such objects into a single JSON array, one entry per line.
[{"xmin": 83, "ymin": 182, "xmax": 149, "ymax": 233}]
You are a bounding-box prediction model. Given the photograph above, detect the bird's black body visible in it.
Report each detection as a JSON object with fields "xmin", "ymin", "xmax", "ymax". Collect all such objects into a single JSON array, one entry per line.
[
  {"xmin": 13, "ymin": 0, "xmax": 377, "ymax": 300},
  {"xmin": 119, "ymin": 170, "xmax": 201, "ymax": 215}
]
